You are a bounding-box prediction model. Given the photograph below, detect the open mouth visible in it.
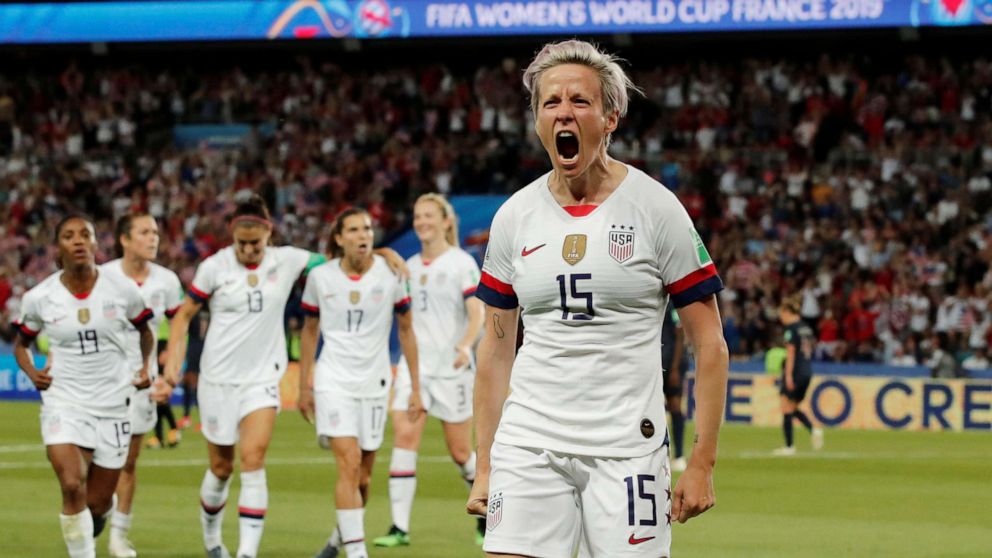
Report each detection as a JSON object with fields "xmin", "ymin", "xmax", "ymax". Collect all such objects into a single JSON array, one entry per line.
[{"xmin": 556, "ymin": 131, "xmax": 579, "ymax": 162}]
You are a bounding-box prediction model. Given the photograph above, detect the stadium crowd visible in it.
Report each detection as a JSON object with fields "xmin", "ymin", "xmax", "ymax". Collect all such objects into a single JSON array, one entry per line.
[{"xmin": 2, "ymin": 50, "xmax": 991, "ymax": 373}]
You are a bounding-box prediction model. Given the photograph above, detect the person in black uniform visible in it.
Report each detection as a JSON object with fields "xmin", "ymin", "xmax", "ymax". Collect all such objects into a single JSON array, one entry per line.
[
  {"xmin": 662, "ymin": 301, "xmax": 689, "ymax": 472},
  {"xmin": 774, "ymin": 294, "xmax": 824, "ymax": 455}
]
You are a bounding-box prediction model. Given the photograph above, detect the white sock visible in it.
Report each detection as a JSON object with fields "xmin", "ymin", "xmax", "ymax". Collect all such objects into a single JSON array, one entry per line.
[
  {"xmin": 337, "ymin": 508, "xmax": 367, "ymax": 558},
  {"xmin": 237, "ymin": 469, "xmax": 268, "ymax": 558},
  {"xmin": 199, "ymin": 469, "xmax": 231, "ymax": 550},
  {"xmin": 388, "ymin": 448, "xmax": 418, "ymax": 532},
  {"xmin": 458, "ymin": 451, "xmax": 477, "ymax": 488},
  {"xmin": 60, "ymin": 510, "xmax": 95, "ymax": 558},
  {"xmin": 328, "ymin": 525, "xmax": 342, "ymax": 547},
  {"xmin": 110, "ymin": 510, "xmax": 132, "ymax": 538}
]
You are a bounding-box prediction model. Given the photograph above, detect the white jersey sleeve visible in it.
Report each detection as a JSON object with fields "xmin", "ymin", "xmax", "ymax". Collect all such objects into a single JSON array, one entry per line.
[
  {"xmin": 656, "ymin": 203, "xmax": 722, "ymax": 308},
  {"xmin": 14, "ymin": 288, "xmax": 43, "ymax": 338},
  {"xmin": 477, "ymin": 205, "xmax": 519, "ymax": 309}
]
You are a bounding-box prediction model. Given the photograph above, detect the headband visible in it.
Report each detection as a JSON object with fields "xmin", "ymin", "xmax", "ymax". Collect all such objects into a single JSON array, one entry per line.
[{"xmin": 231, "ymin": 215, "xmax": 272, "ymax": 228}]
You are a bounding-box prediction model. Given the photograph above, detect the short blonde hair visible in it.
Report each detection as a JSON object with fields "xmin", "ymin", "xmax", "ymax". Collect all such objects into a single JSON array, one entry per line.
[
  {"xmin": 522, "ymin": 39, "xmax": 639, "ymax": 118},
  {"xmin": 416, "ymin": 193, "xmax": 459, "ymax": 247}
]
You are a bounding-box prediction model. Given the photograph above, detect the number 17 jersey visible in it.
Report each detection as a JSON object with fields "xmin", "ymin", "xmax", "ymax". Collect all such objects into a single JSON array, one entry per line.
[{"xmin": 476, "ymin": 165, "xmax": 723, "ymax": 458}]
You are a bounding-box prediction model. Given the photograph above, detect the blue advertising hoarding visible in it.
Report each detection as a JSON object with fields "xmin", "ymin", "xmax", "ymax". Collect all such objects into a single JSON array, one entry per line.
[{"xmin": 0, "ymin": 0, "xmax": 989, "ymax": 44}]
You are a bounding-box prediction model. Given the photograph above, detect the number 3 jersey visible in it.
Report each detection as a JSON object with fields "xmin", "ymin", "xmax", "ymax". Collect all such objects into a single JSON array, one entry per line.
[
  {"xmin": 301, "ymin": 255, "xmax": 411, "ymax": 399},
  {"xmin": 101, "ymin": 259, "xmax": 184, "ymax": 380},
  {"xmin": 14, "ymin": 271, "xmax": 153, "ymax": 417},
  {"xmin": 189, "ymin": 245, "xmax": 314, "ymax": 385},
  {"xmin": 476, "ymin": 165, "xmax": 724, "ymax": 458}
]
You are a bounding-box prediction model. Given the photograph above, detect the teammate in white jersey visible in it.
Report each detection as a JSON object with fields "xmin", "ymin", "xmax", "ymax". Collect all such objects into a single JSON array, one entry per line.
[
  {"xmin": 467, "ymin": 41, "xmax": 730, "ymax": 558},
  {"xmin": 299, "ymin": 207, "xmax": 424, "ymax": 558},
  {"xmin": 373, "ymin": 194, "xmax": 486, "ymax": 549},
  {"xmin": 101, "ymin": 213, "xmax": 183, "ymax": 558},
  {"xmin": 156, "ymin": 195, "xmax": 323, "ymax": 558},
  {"xmin": 13, "ymin": 215, "xmax": 154, "ymax": 558},
  {"xmin": 157, "ymin": 196, "xmax": 405, "ymax": 558}
]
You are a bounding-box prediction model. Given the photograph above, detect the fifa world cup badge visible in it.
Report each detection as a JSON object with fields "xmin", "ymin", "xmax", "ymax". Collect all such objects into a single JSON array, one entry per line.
[
  {"xmin": 247, "ymin": 273, "xmax": 259, "ymax": 287},
  {"xmin": 562, "ymin": 234, "xmax": 587, "ymax": 266},
  {"xmin": 77, "ymin": 308, "xmax": 91, "ymax": 324}
]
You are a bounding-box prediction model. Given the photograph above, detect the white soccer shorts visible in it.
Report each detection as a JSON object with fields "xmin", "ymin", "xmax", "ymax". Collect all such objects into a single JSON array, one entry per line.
[
  {"xmin": 40, "ymin": 406, "xmax": 132, "ymax": 469},
  {"xmin": 484, "ymin": 441, "xmax": 673, "ymax": 558},
  {"xmin": 197, "ymin": 379, "xmax": 281, "ymax": 446},
  {"xmin": 315, "ymin": 391, "xmax": 389, "ymax": 452},
  {"xmin": 128, "ymin": 388, "xmax": 157, "ymax": 436},
  {"xmin": 391, "ymin": 359, "xmax": 474, "ymax": 423}
]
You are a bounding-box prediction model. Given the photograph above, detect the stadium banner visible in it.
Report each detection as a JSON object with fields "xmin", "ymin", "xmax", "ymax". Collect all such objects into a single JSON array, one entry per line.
[
  {"xmin": 685, "ymin": 372, "xmax": 992, "ymax": 432},
  {"xmin": 0, "ymin": 0, "xmax": 988, "ymax": 44},
  {"xmin": 173, "ymin": 123, "xmax": 276, "ymax": 150}
]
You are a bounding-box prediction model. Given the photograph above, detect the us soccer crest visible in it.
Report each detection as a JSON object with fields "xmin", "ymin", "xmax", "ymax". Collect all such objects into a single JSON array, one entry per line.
[
  {"xmin": 372, "ymin": 286, "xmax": 385, "ymax": 304},
  {"xmin": 102, "ymin": 301, "xmax": 118, "ymax": 320},
  {"xmin": 247, "ymin": 273, "xmax": 259, "ymax": 287},
  {"xmin": 562, "ymin": 234, "xmax": 587, "ymax": 266},
  {"xmin": 77, "ymin": 308, "xmax": 91, "ymax": 324},
  {"xmin": 267, "ymin": 268, "xmax": 279, "ymax": 284},
  {"xmin": 349, "ymin": 291, "xmax": 361, "ymax": 304},
  {"xmin": 609, "ymin": 225, "xmax": 635, "ymax": 263},
  {"xmin": 487, "ymin": 491, "xmax": 503, "ymax": 531}
]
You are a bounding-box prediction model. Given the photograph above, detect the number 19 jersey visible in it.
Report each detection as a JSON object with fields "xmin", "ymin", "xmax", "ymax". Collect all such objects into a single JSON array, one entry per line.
[
  {"xmin": 476, "ymin": 165, "xmax": 723, "ymax": 458},
  {"xmin": 189, "ymin": 245, "xmax": 313, "ymax": 385},
  {"xmin": 14, "ymin": 271, "xmax": 152, "ymax": 417}
]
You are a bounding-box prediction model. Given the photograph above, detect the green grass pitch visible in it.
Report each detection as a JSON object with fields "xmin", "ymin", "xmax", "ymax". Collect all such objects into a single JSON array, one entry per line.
[{"xmin": 1, "ymin": 401, "xmax": 989, "ymax": 557}]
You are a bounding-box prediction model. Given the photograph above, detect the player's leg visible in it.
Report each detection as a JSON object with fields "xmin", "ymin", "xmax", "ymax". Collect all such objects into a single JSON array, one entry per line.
[
  {"xmin": 442, "ymin": 418, "xmax": 486, "ymax": 543},
  {"xmin": 48, "ymin": 443, "xmax": 96, "ymax": 558},
  {"xmin": 775, "ymin": 395, "xmax": 798, "ymax": 455},
  {"xmin": 313, "ymin": 391, "xmax": 367, "ymax": 558},
  {"xmin": 665, "ymin": 392, "xmax": 686, "ymax": 472},
  {"xmin": 87, "ymin": 415, "xmax": 131, "ymax": 552},
  {"xmin": 235, "ymin": 403, "xmax": 278, "ymax": 558},
  {"xmin": 437, "ymin": 371, "xmax": 484, "ymax": 543},
  {"xmin": 331, "ymin": 437, "xmax": 368, "ymax": 558},
  {"xmin": 180, "ymin": 370, "xmax": 199, "ymax": 429},
  {"xmin": 576, "ymin": 446, "xmax": 671, "ymax": 558},
  {"xmin": 198, "ymin": 380, "xmax": 238, "ymax": 556},
  {"xmin": 790, "ymin": 379, "xmax": 823, "ymax": 450},
  {"xmin": 111, "ymin": 391, "xmax": 156, "ymax": 557},
  {"xmin": 483, "ymin": 442, "xmax": 582, "ymax": 558},
  {"xmin": 375, "ymin": 363, "xmax": 425, "ymax": 547}
]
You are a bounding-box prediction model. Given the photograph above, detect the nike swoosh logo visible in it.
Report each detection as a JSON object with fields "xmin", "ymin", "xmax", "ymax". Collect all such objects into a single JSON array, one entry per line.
[
  {"xmin": 521, "ymin": 244, "xmax": 546, "ymax": 257},
  {"xmin": 628, "ymin": 534, "xmax": 655, "ymax": 545}
]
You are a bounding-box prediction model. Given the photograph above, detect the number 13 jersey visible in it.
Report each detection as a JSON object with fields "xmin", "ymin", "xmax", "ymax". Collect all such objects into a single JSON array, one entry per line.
[
  {"xmin": 476, "ymin": 165, "xmax": 723, "ymax": 457},
  {"xmin": 189, "ymin": 245, "xmax": 313, "ymax": 385}
]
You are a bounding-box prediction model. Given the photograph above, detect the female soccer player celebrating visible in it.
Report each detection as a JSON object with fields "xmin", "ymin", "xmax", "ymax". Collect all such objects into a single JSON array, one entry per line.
[
  {"xmin": 373, "ymin": 193, "xmax": 485, "ymax": 549},
  {"xmin": 468, "ymin": 40, "xmax": 729, "ymax": 557},
  {"xmin": 101, "ymin": 213, "xmax": 183, "ymax": 557},
  {"xmin": 14, "ymin": 215, "xmax": 154, "ymax": 558},
  {"xmin": 299, "ymin": 208, "xmax": 423, "ymax": 558}
]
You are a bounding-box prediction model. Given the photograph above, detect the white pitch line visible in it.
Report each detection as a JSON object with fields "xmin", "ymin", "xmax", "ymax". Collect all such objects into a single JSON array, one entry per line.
[
  {"xmin": 0, "ymin": 454, "xmax": 456, "ymax": 470},
  {"xmin": 0, "ymin": 444, "xmax": 44, "ymax": 453}
]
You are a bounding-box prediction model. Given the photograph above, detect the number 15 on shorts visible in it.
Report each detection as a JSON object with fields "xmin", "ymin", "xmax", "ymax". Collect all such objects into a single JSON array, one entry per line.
[{"xmin": 625, "ymin": 474, "xmax": 658, "ymax": 526}]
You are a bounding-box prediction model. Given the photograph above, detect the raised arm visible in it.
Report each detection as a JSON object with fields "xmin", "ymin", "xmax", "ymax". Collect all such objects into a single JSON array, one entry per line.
[
  {"xmin": 672, "ymin": 294, "xmax": 728, "ymax": 523},
  {"xmin": 466, "ymin": 304, "xmax": 519, "ymax": 517}
]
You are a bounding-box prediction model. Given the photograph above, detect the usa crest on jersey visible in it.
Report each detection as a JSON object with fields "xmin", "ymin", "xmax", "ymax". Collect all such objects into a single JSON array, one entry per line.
[
  {"xmin": 609, "ymin": 226, "xmax": 635, "ymax": 263},
  {"xmin": 487, "ymin": 491, "xmax": 503, "ymax": 531}
]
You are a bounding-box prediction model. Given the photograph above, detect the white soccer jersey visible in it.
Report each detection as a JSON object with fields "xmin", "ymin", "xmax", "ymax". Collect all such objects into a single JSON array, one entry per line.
[
  {"xmin": 404, "ymin": 248, "xmax": 480, "ymax": 378},
  {"xmin": 14, "ymin": 271, "xmax": 153, "ymax": 417},
  {"xmin": 101, "ymin": 259, "xmax": 183, "ymax": 378},
  {"xmin": 190, "ymin": 245, "xmax": 314, "ymax": 385},
  {"xmin": 301, "ymin": 255, "xmax": 411, "ymax": 399},
  {"xmin": 476, "ymin": 165, "xmax": 723, "ymax": 458}
]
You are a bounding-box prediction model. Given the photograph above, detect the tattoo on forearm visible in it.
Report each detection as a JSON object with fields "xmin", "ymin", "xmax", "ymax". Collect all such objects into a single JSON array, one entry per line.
[
  {"xmin": 694, "ymin": 434, "xmax": 700, "ymax": 445},
  {"xmin": 493, "ymin": 314, "xmax": 505, "ymax": 339}
]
